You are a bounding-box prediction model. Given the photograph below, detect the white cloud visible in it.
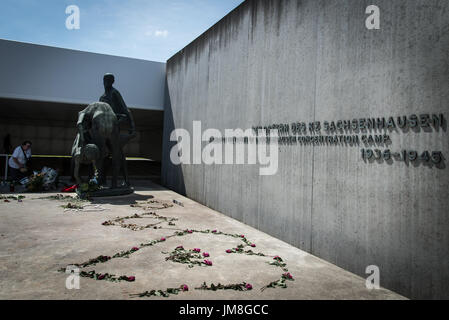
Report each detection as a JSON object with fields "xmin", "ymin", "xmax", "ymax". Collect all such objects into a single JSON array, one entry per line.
[{"xmin": 154, "ymin": 30, "xmax": 169, "ymax": 37}]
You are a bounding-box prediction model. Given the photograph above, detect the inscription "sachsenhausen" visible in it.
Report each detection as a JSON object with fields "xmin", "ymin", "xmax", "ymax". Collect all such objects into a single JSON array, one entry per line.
[{"xmin": 253, "ymin": 113, "xmax": 445, "ymax": 135}]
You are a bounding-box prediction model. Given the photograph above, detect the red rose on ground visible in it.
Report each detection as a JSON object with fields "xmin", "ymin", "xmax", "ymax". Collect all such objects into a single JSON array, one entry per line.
[
  {"xmin": 226, "ymin": 249, "xmax": 232, "ymax": 253},
  {"xmin": 131, "ymin": 247, "xmax": 139, "ymax": 251},
  {"xmin": 127, "ymin": 276, "xmax": 135, "ymax": 282},
  {"xmin": 181, "ymin": 284, "xmax": 189, "ymax": 291},
  {"xmin": 97, "ymin": 274, "xmax": 105, "ymax": 280},
  {"xmin": 250, "ymin": 244, "xmax": 256, "ymax": 247},
  {"xmin": 245, "ymin": 283, "xmax": 253, "ymax": 290},
  {"xmin": 203, "ymin": 260, "xmax": 212, "ymax": 266},
  {"xmin": 202, "ymin": 252, "xmax": 210, "ymax": 257},
  {"xmin": 212, "ymin": 230, "xmax": 217, "ymax": 233},
  {"xmin": 193, "ymin": 248, "xmax": 201, "ymax": 253},
  {"xmin": 160, "ymin": 237, "xmax": 166, "ymax": 241}
]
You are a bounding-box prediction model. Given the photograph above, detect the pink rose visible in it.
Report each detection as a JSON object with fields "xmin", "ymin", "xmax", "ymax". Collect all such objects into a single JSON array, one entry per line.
[
  {"xmin": 160, "ymin": 237, "xmax": 166, "ymax": 241},
  {"xmin": 250, "ymin": 244, "xmax": 256, "ymax": 247},
  {"xmin": 187, "ymin": 230, "xmax": 193, "ymax": 234},
  {"xmin": 212, "ymin": 230, "xmax": 217, "ymax": 233},
  {"xmin": 202, "ymin": 252, "xmax": 210, "ymax": 257},
  {"xmin": 245, "ymin": 283, "xmax": 253, "ymax": 290},
  {"xmin": 193, "ymin": 248, "xmax": 201, "ymax": 253},
  {"xmin": 226, "ymin": 249, "xmax": 232, "ymax": 253},
  {"xmin": 203, "ymin": 259, "xmax": 212, "ymax": 266},
  {"xmin": 127, "ymin": 276, "xmax": 135, "ymax": 282},
  {"xmin": 181, "ymin": 284, "xmax": 189, "ymax": 291},
  {"xmin": 283, "ymin": 272, "xmax": 293, "ymax": 279},
  {"xmin": 131, "ymin": 247, "xmax": 139, "ymax": 251},
  {"xmin": 240, "ymin": 235, "xmax": 245, "ymax": 238}
]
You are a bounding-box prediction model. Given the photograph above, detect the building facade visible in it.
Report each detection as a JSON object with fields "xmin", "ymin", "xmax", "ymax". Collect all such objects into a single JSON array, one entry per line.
[{"xmin": 0, "ymin": 39, "xmax": 166, "ymax": 160}]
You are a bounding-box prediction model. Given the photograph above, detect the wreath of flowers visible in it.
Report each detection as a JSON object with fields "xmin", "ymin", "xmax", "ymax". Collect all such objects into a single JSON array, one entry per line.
[
  {"xmin": 101, "ymin": 211, "xmax": 178, "ymax": 231},
  {"xmin": 130, "ymin": 199, "xmax": 174, "ymax": 210},
  {"xmin": 163, "ymin": 246, "xmax": 213, "ymax": 268},
  {"xmin": 1, "ymin": 195, "xmax": 25, "ymax": 202}
]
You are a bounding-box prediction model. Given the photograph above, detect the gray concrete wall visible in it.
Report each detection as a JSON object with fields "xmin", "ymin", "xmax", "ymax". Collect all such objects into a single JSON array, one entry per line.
[
  {"xmin": 162, "ymin": 0, "xmax": 449, "ymax": 299},
  {"xmin": 0, "ymin": 39, "xmax": 166, "ymax": 110}
]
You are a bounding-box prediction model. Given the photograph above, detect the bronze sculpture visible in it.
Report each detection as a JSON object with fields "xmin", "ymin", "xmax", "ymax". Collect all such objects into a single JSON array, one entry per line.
[{"xmin": 71, "ymin": 73, "xmax": 135, "ymax": 193}]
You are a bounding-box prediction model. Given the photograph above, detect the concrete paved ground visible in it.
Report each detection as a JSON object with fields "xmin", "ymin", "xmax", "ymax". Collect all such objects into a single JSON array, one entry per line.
[{"xmin": 0, "ymin": 181, "xmax": 405, "ymax": 300}]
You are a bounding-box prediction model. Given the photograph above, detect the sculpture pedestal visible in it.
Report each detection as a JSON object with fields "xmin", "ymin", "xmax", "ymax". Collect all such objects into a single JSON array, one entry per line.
[{"xmin": 77, "ymin": 186, "xmax": 134, "ymax": 199}]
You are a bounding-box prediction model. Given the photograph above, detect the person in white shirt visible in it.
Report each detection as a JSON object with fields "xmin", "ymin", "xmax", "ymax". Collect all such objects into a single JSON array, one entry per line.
[{"xmin": 8, "ymin": 140, "xmax": 32, "ymax": 181}]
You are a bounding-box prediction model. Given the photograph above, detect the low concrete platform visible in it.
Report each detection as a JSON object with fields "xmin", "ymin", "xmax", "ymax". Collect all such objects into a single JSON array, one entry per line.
[{"xmin": 0, "ymin": 181, "xmax": 405, "ymax": 300}]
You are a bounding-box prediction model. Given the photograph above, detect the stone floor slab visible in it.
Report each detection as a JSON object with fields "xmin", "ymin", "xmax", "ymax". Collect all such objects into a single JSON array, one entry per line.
[{"xmin": 0, "ymin": 181, "xmax": 406, "ymax": 300}]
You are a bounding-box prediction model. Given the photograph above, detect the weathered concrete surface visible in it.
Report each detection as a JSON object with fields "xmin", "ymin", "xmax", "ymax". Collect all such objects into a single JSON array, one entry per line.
[
  {"xmin": 162, "ymin": 0, "xmax": 449, "ymax": 299},
  {"xmin": 0, "ymin": 183, "xmax": 403, "ymax": 299}
]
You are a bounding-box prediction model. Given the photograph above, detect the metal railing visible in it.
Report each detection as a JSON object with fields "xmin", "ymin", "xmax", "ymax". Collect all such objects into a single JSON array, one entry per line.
[{"xmin": 1, "ymin": 154, "xmax": 153, "ymax": 181}]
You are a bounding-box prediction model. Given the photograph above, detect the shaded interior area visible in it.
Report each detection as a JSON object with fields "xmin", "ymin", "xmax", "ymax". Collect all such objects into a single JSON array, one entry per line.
[{"xmin": 0, "ymin": 97, "xmax": 163, "ymax": 184}]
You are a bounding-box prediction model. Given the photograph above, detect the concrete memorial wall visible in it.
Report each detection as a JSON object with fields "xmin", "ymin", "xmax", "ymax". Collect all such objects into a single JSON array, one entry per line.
[{"xmin": 162, "ymin": 0, "xmax": 449, "ymax": 299}]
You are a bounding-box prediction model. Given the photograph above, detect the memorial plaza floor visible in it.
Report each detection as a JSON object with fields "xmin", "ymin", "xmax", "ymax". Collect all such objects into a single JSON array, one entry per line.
[{"xmin": 0, "ymin": 181, "xmax": 405, "ymax": 300}]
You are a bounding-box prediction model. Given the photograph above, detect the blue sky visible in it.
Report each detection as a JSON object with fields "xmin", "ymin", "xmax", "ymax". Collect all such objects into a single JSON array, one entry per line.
[{"xmin": 0, "ymin": 0, "xmax": 244, "ymax": 62}]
